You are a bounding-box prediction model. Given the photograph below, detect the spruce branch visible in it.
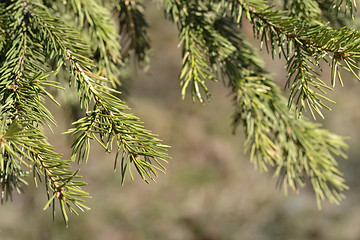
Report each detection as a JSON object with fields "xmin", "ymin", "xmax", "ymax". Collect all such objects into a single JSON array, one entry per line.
[
  {"xmin": 0, "ymin": 119, "xmax": 89, "ymax": 226},
  {"xmin": 159, "ymin": 1, "xmax": 236, "ymax": 102},
  {"xmin": 0, "ymin": 117, "xmax": 28, "ymax": 203},
  {"xmin": 179, "ymin": 24, "xmax": 215, "ymax": 103},
  {"xmin": 60, "ymin": 0, "xmax": 123, "ymax": 86},
  {"xmin": 331, "ymin": 0, "xmax": 357, "ymax": 18},
  {"xmin": 0, "ymin": 0, "xmax": 169, "ymax": 224},
  {"xmin": 284, "ymin": 0, "xmax": 322, "ymax": 23},
  {"xmin": 157, "ymin": 1, "xmax": 351, "ymax": 205},
  {"xmin": 232, "ymin": 73, "xmax": 348, "ymax": 207},
  {"xmin": 64, "ymin": 72, "xmax": 169, "ymax": 183},
  {"xmin": 28, "ymin": 1, "xmax": 169, "ymax": 182},
  {"xmin": 178, "ymin": 3, "xmax": 218, "ymax": 102},
  {"xmin": 227, "ymin": 0, "xmax": 360, "ymax": 117},
  {"xmin": 0, "ymin": 0, "xmax": 90, "ymax": 225},
  {"xmin": 213, "ymin": 17, "xmax": 348, "ymax": 207},
  {"xmin": 0, "ymin": 0, "xmax": 359, "ymax": 225},
  {"xmin": 318, "ymin": 0, "xmax": 360, "ymax": 28},
  {"xmin": 112, "ymin": 0, "xmax": 151, "ymax": 67}
]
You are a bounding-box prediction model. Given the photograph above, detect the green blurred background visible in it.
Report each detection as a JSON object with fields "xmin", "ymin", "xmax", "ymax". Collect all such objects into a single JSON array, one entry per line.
[{"xmin": 2, "ymin": 3, "xmax": 360, "ymax": 240}]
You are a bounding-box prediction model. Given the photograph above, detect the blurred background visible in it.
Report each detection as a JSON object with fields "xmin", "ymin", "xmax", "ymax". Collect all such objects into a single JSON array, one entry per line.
[{"xmin": 1, "ymin": 3, "xmax": 360, "ymax": 240}]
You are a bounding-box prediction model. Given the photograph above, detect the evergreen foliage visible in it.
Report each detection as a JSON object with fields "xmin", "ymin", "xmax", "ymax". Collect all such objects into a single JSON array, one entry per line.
[{"xmin": 0, "ymin": 0, "xmax": 359, "ymax": 224}]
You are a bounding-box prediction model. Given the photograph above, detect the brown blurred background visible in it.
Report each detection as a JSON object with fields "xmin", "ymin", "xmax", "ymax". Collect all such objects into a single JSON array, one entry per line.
[{"xmin": 1, "ymin": 3, "xmax": 360, "ymax": 240}]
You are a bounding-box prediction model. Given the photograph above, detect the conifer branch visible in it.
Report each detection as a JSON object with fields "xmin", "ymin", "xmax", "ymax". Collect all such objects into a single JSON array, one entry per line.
[
  {"xmin": 63, "ymin": 0, "xmax": 123, "ymax": 85},
  {"xmin": 331, "ymin": 0, "xmax": 357, "ymax": 18},
  {"xmin": 0, "ymin": 0, "xmax": 358, "ymax": 224},
  {"xmin": 317, "ymin": 0, "xmax": 360, "ymax": 28},
  {"xmin": 213, "ymin": 17, "xmax": 348, "ymax": 207},
  {"xmin": 27, "ymin": 1, "xmax": 169, "ymax": 182},
  {"xmin": 0, "ymin": 0, "xmax": 90, "ymax": 225},
  {"xmin": 159, "ymin": 1, "xmax": 235, "ymax": 102},
  {"xmin": 284, "ymin": 0, "xmax": 322, "ymax": 22},
  {"xmin": 232, "ymin": 73, "xmax": 348, "ymax": 207},
  {"xmin": 157, "ymin": 1, "xmax": 351, "ymax": 205},
  {"xmin": 0, "ymin": 0, "xmax": 169, "ymax": 224},
  {"xmin": 228, "ymin": 0, "xmax": 360, "ymax": 117},
  {"xmin": 113, "ymin": 0, "xmax": 151, "ymax": 67}
]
